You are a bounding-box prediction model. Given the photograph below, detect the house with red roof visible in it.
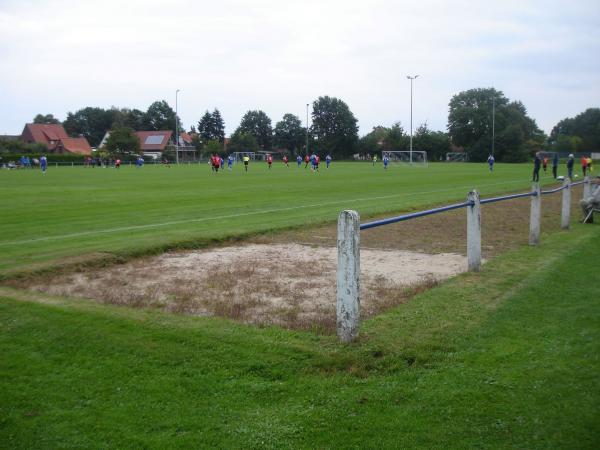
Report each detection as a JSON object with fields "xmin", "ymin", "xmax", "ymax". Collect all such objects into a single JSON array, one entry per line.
[{"xmin": 20, "ymin": 123, "xmax": 92, "ymax": 155}]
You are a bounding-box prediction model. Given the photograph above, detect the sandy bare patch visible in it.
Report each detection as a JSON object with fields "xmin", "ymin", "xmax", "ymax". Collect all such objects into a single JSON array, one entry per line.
[{"xmin": 30, "ymin": 244, "xmax": 467, "ymax": 332}]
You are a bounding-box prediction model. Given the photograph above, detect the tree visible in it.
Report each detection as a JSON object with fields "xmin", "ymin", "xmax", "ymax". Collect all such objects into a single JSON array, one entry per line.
[
  {"xmin": 383, "ymin": 122, "xmax": 410, "ymax": 150},
  {"xmin": 212, "ymin": 108, "xmax": 225, "ymax": 143},
  {"xmin": 447, "ymin": 88, "xmax": 544, "ymax": 162},
  {"xmin": 412, "ymin": 124, "xmax": 452, "ymax": 161},
  {"xmin": 311, "ymin": 96, "xmax": 358, "ymax": 157},
  {"xmin": 236, "ymin": 110, "xmax": 273, "ymax": 150},
  {"xmin": 114, "ymin": 108, "xmax": 146, "ymax": 131},
  {"xmin": 33, "ymin": 113, "xmax": 60, "ymax": 124},
  {"xmin": 549, "ymin": 108, "xmax": 600, "ymax": 152},
  {"xmin": 274, "ymin": 113, "xmax": 305, "ymax": 154},
  {"xmin": 358, "ymin": 126, "xmax": 389, "ymax": 155},
  {"xmin": 197, "ymin": 109, "xmax": 225, "ymax": 145},
  {"xmin": 227, "ymin": 130, "xmax": 259, "ymax": 153},
  {"xmin": 143, "ymin": 100, "xmax": 182, "ymax": 132},
  {"xmin": 104, "ymin": 127, "xmax": 140, "ymax": 156},
  {"xmin": 63, "ymin": 107, "xmax": 118, "ymax": 147}
]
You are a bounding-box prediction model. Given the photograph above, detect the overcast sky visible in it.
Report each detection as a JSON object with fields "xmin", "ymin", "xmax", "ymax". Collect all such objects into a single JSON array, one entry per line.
[{"xmin": 1, "ymin": 0, "xmax": 598, "ymax": 136}]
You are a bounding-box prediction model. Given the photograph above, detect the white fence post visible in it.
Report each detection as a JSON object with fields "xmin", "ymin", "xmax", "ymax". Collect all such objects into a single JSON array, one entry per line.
[
  {"xmin": 583, "ymin": 176, "xmax": 591, "ymax": 199},
  {"xmin": 561, "ymin": 178, "xmax": 571, "ymax": 230},
  {"xmin": 466, "ymin": 190, "xmax": 481, "ymax": 272},
  {"xmin": 529, "ymin": 183, "xmax": 541, "ymax": 246},
  {"xmin": 337, "ymin": 210, "xmax": 360, "ymax": 343}
]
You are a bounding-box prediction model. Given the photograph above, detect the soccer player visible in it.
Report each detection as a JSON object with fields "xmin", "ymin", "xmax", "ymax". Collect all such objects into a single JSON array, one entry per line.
[
  {"xmin": 212, "ymin": 154, "xmax": 221, "ymax": 173},
  {"xmin": 532, "ymin": 152, "xmax": 541, "ymax": 182},
  {"xmin": 314, "ymin": 155, "xmax": 320, "ymax": 172},
  {"xmin": 567, "ymin": 154, "xmax": 574, "ymax": 179},
  {"xmin": 542, "ymin": 156, "xmax": 548, "ymax": 173},
  {"xmin": 227, "ymin": 154, "xmax": 234, "ymax": 171},
  {"xmin": 40, "ymin": 155, "xmax": 47, "ymax": 173},
  {"xmin": 304, "ymin": 154, "xmax": 310, "ymax": 169},
  {"xmin": 326, "ymin": 154, "xmax": 332, "ymax": 169},
  {"xmin": 243, "ymin": 154, "xmax": 250, "ymax": 172},
  {"xmin": 220, "ymin": 156, "xmax": 225, "ymax": 170},
  {"xmin": 372, "ymin": 154, "xmax": 378, "ymax": 166},
  {"xmin": 383, "ymin": 154, "xmax": 389, "ymax": 170},
  {"xmin": 296, "ymin": 155, "xmax": 302, "ymax": 167},
  {"xmin": 552, "ymin": 153, "xmax": 559, "ymax": 179},
  {"xmin": 487, "ymin": 154, "xmax": 495, "ymax": 172},
  {"xmin": 587, "ymin": 156, "xmax": 593, "ymax": 173},
  {"xmin": 267, "ymin": 154, "xmax": 273, "ymax": 170},
  {"xmin": 581, "ymin": 156, "xmax": 588, "ymax": 177},
  {"xmin": 115, "ymin": 158, "xmax": 121, "ymax": 169},
  {"xmin": 282, "ymin": 155, "xmax": 289, "ymax": 167}
]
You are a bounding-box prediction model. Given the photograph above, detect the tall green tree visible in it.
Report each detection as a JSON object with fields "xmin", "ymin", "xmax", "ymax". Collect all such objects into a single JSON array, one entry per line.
[
  {"xmin": 383, "ymin": 122, "xmax": 410, "ymax": 150},
  {"xmin": 33, "ymin": 113, "xmax": 60, "ymax": 124},
  {"xmin": 143, "ymin": 100, "xmax": 182, "ymax": 133},
  {"xmin": 236, "ymin": 110, "xmax": 273, "ymax": 150},
  {"xmin": 227, "ymin": 130, "xmax": 259, "ymax": 153},
  {"xmin": 447, "ymin": 88, "xmax": 544, "ymax": 162},
  {"xmin": 412, "ymin": 124, "xmax": 452, "ymax": 161},
  {"xmin": 358, "ymin": 126, "xmax": 389, "ymax": 155},
  {"xmin": 63, "ymin": 107, "xmax": 118, "ymax": 147},
  {"xmin": 104, "ymin": 127, "xmax": 141, "ymax": 156},
  {"xmin": 311, "ymin": 96, "xmax": 358, "ymax": 157},
  {"xmin": 274, "ymin": 113, "xmax": 305, "ymax": 154},
  {"xmin": 549, "ymin": 108, "xmax": 600, "ymax": 152},
  {"xmin": 197, "ymin": 109, "xmax": 226, "ymax": 144},
  {"xmin": 212, "ymin": 108, "xmax": 225, "ymax": 143}
]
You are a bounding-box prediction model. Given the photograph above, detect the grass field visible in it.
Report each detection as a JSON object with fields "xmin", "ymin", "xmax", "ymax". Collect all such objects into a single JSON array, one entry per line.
[
  {"xmin": 0, "ymin": 161, "xmax": 563, "ymax": 277},
  {"xmin": 1, "ymin": 161, "xmax": 598, "ymax": 448}
]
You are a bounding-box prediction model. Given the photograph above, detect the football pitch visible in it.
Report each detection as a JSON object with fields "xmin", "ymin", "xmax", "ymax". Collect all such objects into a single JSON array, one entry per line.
[{"xmin": 1, "ymin": 161, "xmax": 560, "ymax": 276}]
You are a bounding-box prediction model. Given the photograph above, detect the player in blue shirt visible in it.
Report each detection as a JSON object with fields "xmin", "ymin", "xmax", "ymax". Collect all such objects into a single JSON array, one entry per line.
[
  {"xmin": 383, "ymin": 155, "xmax": 389, "ymax": 170},
  {"xmin": 227, "ymin": 155, "xmax": 234, "ymax": 171},
  {"xmin": 487, "ymin": 155, "xmax": 495, "ymax": 172},
  {"xmin": 326, "ymin": 154, "xmax": 332, "ymax": 169},
  {"xmin": 40, "ymin": 155, "xmax": 47, "ymax": 173},
  {"xmin": 296, "ymin": 155, "xmax": 302, "ymax": 167}
]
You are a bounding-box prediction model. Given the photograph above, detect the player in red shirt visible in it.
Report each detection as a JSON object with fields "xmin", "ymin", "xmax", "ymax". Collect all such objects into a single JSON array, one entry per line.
[
  {"xmin": 314, "ymin": 155, "xmax": 320, "ymax": 172},
  {"xmin": 282, "ymin": 155, "xmax": 289, "ymax": 167},
  {"xmin": 542, "ymin": 157, "xmax": 548, "ymax": 173},
  {"xmin": 267, "ymin": 154, "xmax": 273, "ymax": 169},
  {"xmin": 212, "ymin": 154, "xmax": 221, "ymax": 173},
  {"xmin": 304, "ymin": 154, "xmax": 310, "ymax": 169}
]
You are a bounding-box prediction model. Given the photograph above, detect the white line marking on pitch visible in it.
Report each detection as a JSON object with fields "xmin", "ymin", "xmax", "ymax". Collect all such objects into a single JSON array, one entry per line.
[{"xmin": 0, "ymin": 178, "xmax": 540, "ymax": 246}]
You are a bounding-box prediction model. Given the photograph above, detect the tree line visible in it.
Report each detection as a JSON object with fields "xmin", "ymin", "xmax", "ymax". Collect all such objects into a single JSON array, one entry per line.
[{"xmin": 13, "ymin": 91, "xmax": 600, "ymax": 162}]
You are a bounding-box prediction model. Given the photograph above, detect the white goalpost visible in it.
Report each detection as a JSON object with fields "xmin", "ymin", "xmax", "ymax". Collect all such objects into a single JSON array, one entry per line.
[
  {"xmin": 446, "ymin": 152, "xmax": 469, "ymax": 162},
  {"xmin": 231, "ymin": 152, "xmax": 255, "ymax": 163},
  {"xmin": 382, "ymin": 151, "xmax": 428, "ymax": 166}
]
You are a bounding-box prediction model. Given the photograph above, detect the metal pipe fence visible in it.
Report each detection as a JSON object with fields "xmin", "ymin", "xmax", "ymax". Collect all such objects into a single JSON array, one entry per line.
[{"xmin": 336, "ymin": 176, "xmax": 592, "ymax": 343}]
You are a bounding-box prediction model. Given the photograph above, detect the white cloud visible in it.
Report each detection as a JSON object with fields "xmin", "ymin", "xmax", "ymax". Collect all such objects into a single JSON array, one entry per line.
[{"xmin": 0, "ymin": 0, "xmax": 599, "ymax": 135}]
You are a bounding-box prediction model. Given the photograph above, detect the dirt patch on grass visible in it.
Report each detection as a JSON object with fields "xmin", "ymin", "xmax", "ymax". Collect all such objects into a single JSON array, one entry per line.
[
  {"xmin": 27, "ymin": 244, "xmax": 466, "ymax": 333},
  {"xmin": 18, "ymin": 183, "xmax": 587, "ymax": 333}
]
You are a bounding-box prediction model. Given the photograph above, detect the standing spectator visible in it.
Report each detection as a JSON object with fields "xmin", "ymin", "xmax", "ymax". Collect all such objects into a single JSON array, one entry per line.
[
  {"xmin": 567, "ymin": 154, "xmax": 574, "ymax": 179},
  {"xmin": 532, "ymin": 152, "xmax": 541, "ymax": 182},
  {"xmin": 552, "ymin": 153, "xmax": 559, "ymax": 179},
  {"xmin": 581, "ymin": 156, "xmax": 588, "ymax": 177}
]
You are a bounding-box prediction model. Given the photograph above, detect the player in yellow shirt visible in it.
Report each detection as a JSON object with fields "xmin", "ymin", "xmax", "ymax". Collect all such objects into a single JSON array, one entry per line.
[{"xmin": 243, "ymin": 155, "xmax": 250, "ymax": 172}]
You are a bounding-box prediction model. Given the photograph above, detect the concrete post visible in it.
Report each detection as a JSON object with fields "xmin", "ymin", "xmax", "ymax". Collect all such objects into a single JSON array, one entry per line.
[
  {"xmin": 561, "ymin": 178, "xmax": 571, "ymax": 230},
  {"xmin": 529, "ymin": 183, "xmax": 541, "ymax": 246},
  {"xmin": 466, "ymin": 190, "xmax": 481, "ymax": 272},
  {"xmin": 336, "ymin": 210, "xmax": 360, "ymax": 343},
  {"xmin": 583, "ymin": 176, "xmax": 591, "ymax": 200}
]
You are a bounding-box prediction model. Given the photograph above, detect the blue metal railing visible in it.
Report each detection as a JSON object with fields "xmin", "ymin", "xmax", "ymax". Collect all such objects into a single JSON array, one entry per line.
[{"xmin": 360, "ymin": 179, "xmax": 586, "ymax": 231}]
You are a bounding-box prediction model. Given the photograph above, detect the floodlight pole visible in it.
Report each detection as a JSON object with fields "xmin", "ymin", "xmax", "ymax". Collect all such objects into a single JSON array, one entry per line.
[
  {"xmin": 407, "ymin": 75, "xmax": 419, "ymax": 164},
  {"xmin": 306, "ymin": 103, "xmax": 309, "ymax": 156},
  {"xmin": 492, "ymin": 96, "xmax": 495, "ymax": 157},
  {"xmin": 175, "ymin": 89, "xmax": 180, "ymax": 164}
]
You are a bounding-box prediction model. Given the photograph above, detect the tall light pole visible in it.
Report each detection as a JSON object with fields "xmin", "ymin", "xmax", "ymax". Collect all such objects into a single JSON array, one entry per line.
[
  {"xmin": 175, "ymin": 89, "xmax": 180, "ymax": 164},
  {"xmin": 406, "ymin": 75, "xmax": 419, "ymax": 164},
  {"xmin": 492, "ymin": 96, "xmax": 495, "ymax": 157},
  {"xmin": 306, "ymin": 103, "xmax": 309, "ymax": 156}
]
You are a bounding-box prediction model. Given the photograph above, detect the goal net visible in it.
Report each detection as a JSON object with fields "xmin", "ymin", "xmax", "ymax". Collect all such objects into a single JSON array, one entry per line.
[
  {"xmin": 382, "ymin": 151, "xmax": 428, "ymax": 166},
  {"xmin": 231, "ymin": 152, "xmax": 255, "ymax": 163},
  {"xmin": 446, "ymin": 152, "xmax": 469, "ymax": 162}
]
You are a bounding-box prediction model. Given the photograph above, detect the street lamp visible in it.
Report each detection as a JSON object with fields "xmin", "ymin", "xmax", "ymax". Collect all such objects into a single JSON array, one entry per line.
[
  {"xmin": 175, "ymin": 89, "xmax": 181, "ymax": 164},
  {"xmin": 406, "ymin": 75, "xmax": 419, "ymax": 164},
  {"xmin": 491, "ymin": 96, "xmax": 495, "ymax": 157},
  {"xmin": 306, "ymin": 103, "xmax": 309, "ymax": 156}
]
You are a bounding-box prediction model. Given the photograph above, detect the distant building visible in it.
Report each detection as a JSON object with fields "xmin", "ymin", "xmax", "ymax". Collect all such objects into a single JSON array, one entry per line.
[{"xmin": 20, "ymin": 123, "xmax": 92, "ymax": 155}]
